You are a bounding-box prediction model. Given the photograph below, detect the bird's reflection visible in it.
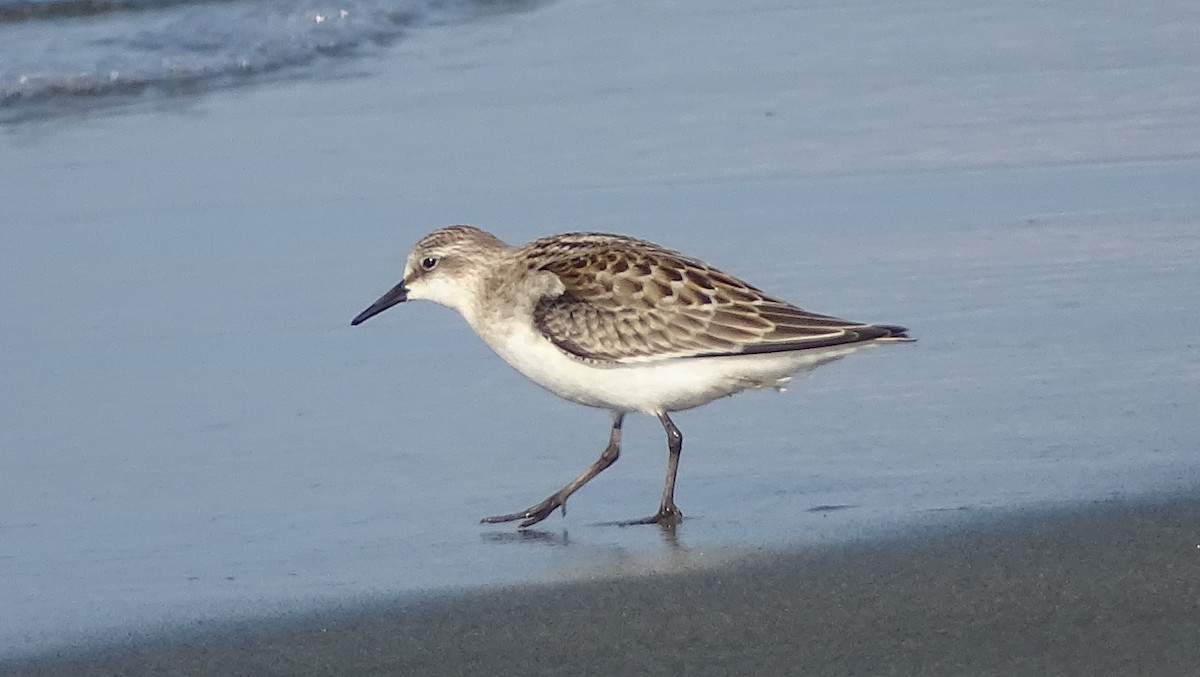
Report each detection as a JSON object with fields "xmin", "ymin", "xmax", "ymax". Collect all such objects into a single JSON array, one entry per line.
[
  {"xmin": 598, "ymin": 519, "xmax": 684, "ymax": 549},
  {"xmin": 480, "ymin": 529, "xmax": 571, "ymax": 546},
  {"xmin": 480, "ymin": 519, "xmax": 685, "ymax": 550}
]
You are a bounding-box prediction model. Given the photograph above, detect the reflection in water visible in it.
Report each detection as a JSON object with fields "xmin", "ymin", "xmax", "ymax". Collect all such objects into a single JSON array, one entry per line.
[
  {"xmin": 480, "ymin": 529, "xmax": 571, "ymax": 547},
  {"xmin": 482, "ymin": 520, "xmax": 687, "ymax": 556},
  {"xmin": 655, "ymin": 522, "xmax": 682, "ymax": 549},
  {"xmin": 590, "ymin": 520, "xmax": 685, "ymax": 550}
]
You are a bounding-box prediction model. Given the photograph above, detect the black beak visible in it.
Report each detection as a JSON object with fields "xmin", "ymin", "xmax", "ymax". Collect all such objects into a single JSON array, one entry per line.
[{"xmin": 351, "ymin": 281, "xmax": 409, "ymax": 326}]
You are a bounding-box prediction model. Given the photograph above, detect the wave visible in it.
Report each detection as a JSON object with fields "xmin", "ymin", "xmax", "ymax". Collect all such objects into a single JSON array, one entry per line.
[
  {"xmin": 0, "ymin": 0, "xmax": 545, "ymax": 122},
  {"xmin": 0, "ymin": 0, "xmax": 204, "ymax": 24}
]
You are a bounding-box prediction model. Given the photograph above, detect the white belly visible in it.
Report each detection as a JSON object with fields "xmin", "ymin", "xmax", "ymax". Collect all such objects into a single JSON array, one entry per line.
[{"xmin": 476, "ymin": 319, "xmax": 877, "ymax": 414}]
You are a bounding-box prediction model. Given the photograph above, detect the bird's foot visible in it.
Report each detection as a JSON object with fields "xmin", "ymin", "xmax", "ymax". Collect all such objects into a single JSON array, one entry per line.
[
  {"xmin": 481, "ymin": 493, "xmax": 566, "ymax": 528},
  {"xmin": 618, "ymin": 503, "xmax": 683, "ymax": 527}
]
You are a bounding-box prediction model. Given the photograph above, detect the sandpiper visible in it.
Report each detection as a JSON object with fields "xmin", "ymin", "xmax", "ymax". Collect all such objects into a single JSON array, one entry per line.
[{"xmin": 352, "ymin": 225, "xmax": 910, "ymax": 527}]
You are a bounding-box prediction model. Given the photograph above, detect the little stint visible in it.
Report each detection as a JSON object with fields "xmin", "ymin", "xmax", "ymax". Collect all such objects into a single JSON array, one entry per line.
[{"xmin": 352, "ymin": 225, "xmax": 910, "ymax": 527}]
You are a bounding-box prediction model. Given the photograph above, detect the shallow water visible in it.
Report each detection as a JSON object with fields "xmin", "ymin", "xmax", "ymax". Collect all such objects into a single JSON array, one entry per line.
[{"xmin": 3, "ymin": 159, "xmax": 1197, "ymax": 656}]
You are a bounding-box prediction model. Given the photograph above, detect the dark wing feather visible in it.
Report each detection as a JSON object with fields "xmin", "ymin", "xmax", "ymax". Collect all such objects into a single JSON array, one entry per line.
[{"xmin": 525, "ymin": 233, "xmax": 908, "ymax": 364}]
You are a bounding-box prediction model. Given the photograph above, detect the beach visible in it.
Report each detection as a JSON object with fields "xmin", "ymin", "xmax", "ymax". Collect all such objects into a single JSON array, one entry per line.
[
  {"xmin": 6, "ymin": 494, "xmax": 1200, "ymax": 675},
  {"xmin": 2, "ymin": 0, "xmax": 1199, "ymax": 669}
]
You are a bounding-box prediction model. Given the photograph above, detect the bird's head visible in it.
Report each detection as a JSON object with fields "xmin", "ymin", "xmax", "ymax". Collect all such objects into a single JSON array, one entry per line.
[{"xmin": 351, "ymin": 225, "xmax": 508, "ymax": 325}]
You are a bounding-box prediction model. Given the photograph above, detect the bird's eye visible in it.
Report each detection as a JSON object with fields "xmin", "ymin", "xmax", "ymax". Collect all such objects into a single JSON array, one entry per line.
[{"xmin": 421, "ymin": 257, "xmax": 438, "ymax": 271}]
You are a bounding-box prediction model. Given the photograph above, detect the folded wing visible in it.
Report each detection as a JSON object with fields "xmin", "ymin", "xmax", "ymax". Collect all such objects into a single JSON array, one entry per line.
[{"xmin": 526, "ymin": 234, "xmax": 908, "ymax": 364}]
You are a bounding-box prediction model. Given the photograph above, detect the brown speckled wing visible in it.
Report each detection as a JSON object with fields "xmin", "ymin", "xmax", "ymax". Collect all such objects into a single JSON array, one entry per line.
[{"xmin": 526, "ymin": 233, "xmax": 906, "ymax": 363}]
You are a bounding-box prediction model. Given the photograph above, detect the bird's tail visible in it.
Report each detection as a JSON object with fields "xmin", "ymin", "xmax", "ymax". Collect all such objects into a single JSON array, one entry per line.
[{"xmin": 874, "ymin": 324, "xmax": 914, "ymax": 341}]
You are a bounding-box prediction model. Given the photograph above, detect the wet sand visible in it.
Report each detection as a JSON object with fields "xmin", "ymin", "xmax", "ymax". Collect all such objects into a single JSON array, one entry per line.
[{"xmin": 7, "ymin": 493, "xmax": 1199, "ymax": 676}]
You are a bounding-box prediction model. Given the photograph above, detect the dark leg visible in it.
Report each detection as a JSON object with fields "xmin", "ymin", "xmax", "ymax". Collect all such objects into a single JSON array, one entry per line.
[
  {"xmin": 482, "ymin": 412, "xmax": 624, "ymax": 528},
  {"xmin": 624, "ymin": 412, "xmax": 684, "ymax": 526}
]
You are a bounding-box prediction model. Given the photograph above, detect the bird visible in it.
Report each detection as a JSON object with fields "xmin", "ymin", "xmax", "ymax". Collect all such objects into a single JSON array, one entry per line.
[{"xmin": 351, "ymin": 225, "xmax": 910, "ymax": 528}]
